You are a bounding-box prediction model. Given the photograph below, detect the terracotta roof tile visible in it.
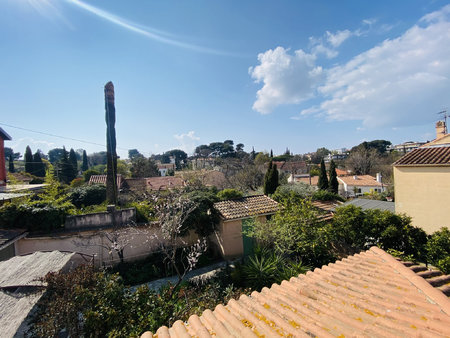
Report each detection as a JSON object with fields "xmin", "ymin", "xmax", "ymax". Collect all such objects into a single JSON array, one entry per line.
[
  {"xmin": 214, "ymin": 195, "xmax": 279, "ymax": 220},
  {"xmin": 88, "ymin": 174, "xmax": 123, "ymax": 188},
  {"xmin": 141, "ymin": 247, "xmax": 450, "ymax": 337},
  {"xmin": 338, "ymin": 175, "xmax": 383, "ymax": 187},
  {"xmin": 145, "ymin": 177, "xmax": 184, "ymax": 190},
  {"xmin": 393, "ymin": 146, "xmax": 450, "ymax": 166}
]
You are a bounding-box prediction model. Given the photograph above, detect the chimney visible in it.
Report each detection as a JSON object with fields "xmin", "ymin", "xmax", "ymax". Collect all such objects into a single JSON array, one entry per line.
[
  {"xmin": 376, "ymin": 173, "xmax": 382, "ymax": 183},
  {"xmin": 436, "ymin": 121, "xmax": 446, "ymax": 139},
  {"xmin": 353, "ymin": 175, "xmax": 358, "ymax": 180}
]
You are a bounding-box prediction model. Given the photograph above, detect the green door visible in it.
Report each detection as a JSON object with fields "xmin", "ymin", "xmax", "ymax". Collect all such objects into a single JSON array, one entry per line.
[{"xmin": 242, "ymin": 218, "xmax": 255, "ymax": 256}]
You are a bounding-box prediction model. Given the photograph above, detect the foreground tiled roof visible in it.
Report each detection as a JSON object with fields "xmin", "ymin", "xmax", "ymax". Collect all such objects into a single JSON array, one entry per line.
[
  {"xmin": 142, "ymin": 247, "xmax": 450, "ymax": 337},
  {"xmin": 339, "ymin": 198, "xmax": 395, "ymax": 213},
  {"xmin": 338, "ymin": 175, "xmax": 383, "ymax": 187},
  {"xmin": 214, "ymin": 195, "xmax": 279, "ymax": 220},
  {"xmin": 393, "ymin": 146, "xmax": 450, "ymax": 166},
  {"xmin": 0, "ymin": 229, "xmax": 26, "ymax": 251}
]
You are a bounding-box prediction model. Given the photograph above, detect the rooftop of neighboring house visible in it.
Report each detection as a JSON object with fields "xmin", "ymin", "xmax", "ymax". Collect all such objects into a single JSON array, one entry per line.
[
  {"xmin": 297, "ymin": 175, "xmax": 319, "ymax": 186},
  {"xmin": 338, "ymin": 174, "xmax": 383, "ymax": 187},
  {"xmin": 0, "ymin": 229, "xmax": 27, "ymax": 251},
  {"xmin": 141, "ymin": 246, "xmax": 450, "ymax": 337},
  {"xmin": 157, "ymin": 163, "xmax": 175, "ymax": 170},
  {"xmin": 89, "ymin": 174, "xmax": 124, "ymax": 188},
  {"xmin": 145, "ymin": 176, "xmax": 184, "ymax": 190},
  {"xmin": 272, "ymin": 161, "xmax": 307, "ymax": 172},
  {"xmin": 214, "ymin": 195, "xmax": 279, "ymax": 220},
  {"xmin": 337, "ymin": 198, "xmax": 395, "ymax": 212}
]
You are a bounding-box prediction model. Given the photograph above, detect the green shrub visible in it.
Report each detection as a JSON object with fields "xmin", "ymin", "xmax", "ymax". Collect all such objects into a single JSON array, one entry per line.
[
  {"xmin": 70, "ymin": 177, "xmax": 85, "ymax": 188},
  {"xmin": 125, "ymin": 201, "xmax": 155, "ymax": 223},
  {"xmin": 312, "ymin": 190, "xmax": 344, "ymax": 202},
  {"xmin": 427, "ymin": 228, "xmax": 450, "ymax": 274},
  {"xmin": 272, "ymin": 183, "xmax": 315, "ymax": 203},
  {"xmin": 69, "ymin": 184, "xmax": 106, "ymax": 208},
  {"xmin": 83, "ymin": 169, "xmax": 100, "ymax": 182},
  {"xmin": 217, "ymin": 188, "xmax": 243, "ymax": 200},
  {"xmin": 29, "ymin": 177, "xmax": 45, "ymax": 184}
]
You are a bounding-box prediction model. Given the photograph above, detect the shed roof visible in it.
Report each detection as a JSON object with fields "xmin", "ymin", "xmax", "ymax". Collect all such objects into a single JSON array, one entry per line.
[
  {"xmin": 89, "ymin": 174, "xmax": 124, "ymax": 188},
  {"xmin": 142, "ymin": 247, "xmax": 450, "ymax": 337},
  {"xmin": 214, "ymin": 195, "xmax": 279, "ymax": 220},
  {"xmin": 0, "ymin": 228, "xmax": 26, "ymax": 251},
  {"xmin": 0, "ymin": 251, "xmax": 76, "ymax": 337},
  {"xmin": 393, "ymin": 146, "xmax": 450, "ymax": 166}
]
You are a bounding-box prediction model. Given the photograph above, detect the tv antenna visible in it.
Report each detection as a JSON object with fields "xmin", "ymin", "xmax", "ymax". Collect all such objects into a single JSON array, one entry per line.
[{"xmin": 438, "ymin": 109, "xmax": 448, "ymax": 134}]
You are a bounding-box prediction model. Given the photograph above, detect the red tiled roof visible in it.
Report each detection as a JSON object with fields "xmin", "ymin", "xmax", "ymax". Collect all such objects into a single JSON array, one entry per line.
[
  {"xmin": 88, "ymin": 175, "xmax": 123, "ymax": 188},
  {"xmin": 338, "ymin": 175, "xmax": 383, "ymax": 187},
  {"xmin": 335, "ymin": 168, "xmax": 349, "ymax": 176},
  {"xmin": 298, "ymin": 176, "xmax": 319, "ymax": 186},
  {"xmin": 141, "ymin": 247, "xmax": 450, "ymax": 337},
  {"xmin": 214, "ymin": 195, "xmax": 279, "ymax": 220},
  {"xmin": 393, "ymin": 146, "xmax": 450, "ymax": 166}
]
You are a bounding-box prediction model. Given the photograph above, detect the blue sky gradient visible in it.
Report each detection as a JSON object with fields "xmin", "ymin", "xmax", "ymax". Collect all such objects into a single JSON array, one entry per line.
[{"xmin": 1, "ymin": 0, "xmax": 449, "ymax": 158}]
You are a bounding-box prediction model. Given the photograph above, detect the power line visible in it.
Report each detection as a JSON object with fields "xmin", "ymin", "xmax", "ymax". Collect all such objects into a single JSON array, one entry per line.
[{"xmin": 0, "ymin": 122, "xmax": 129, "ymax": 151}]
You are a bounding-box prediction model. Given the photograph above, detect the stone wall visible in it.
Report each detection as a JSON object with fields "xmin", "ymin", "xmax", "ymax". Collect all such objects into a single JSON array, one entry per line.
[{"xmin": 65, "ymin": 207, "xmax": 136, "ymax": 230}]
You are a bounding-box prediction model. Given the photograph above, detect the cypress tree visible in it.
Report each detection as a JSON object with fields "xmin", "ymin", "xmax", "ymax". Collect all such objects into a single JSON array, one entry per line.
[
  {"xmin": 8, "ymin": 153, "xmax": 14, "ymax": 173},
  {"xmin": 81, "ymin": 150, "xmax": 89, "ymax": 171},
  {"xmin": 59, "ymin": 147, "xmax": 76, "ymax": 184},
  {"xmin": 270, "ymin": 149, "xmax": 273, "ymax": 158},
  {"xmin": 318, "ymin": 158, "xmax": 329, "ymax": 190},
  {"xmin": 69, "ymin": 148, "xmax": 78, "ymax": 174},
  {"xmin": 264, "ymin": 161, "xmax": 279, "ymax": 195},
  {"xmin": 33, "ymin": 152, "xmax": 46, "ymax": 177},
  {"xmin": 329, "ymin": 160, "xmax": 339, "ymax": 194},
  {"xmin": 272, "ymin": 163, "xmax": 279, "ymax": 193},
  {"xmin": 24, "ymin": 146, "xmax": 34, "ymax": 174}
]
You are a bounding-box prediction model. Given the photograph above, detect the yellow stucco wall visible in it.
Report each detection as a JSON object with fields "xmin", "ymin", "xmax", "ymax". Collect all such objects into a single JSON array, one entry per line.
[{"xmin": 394, "ymin": 166, "xmax": 450, "ymax": 234}]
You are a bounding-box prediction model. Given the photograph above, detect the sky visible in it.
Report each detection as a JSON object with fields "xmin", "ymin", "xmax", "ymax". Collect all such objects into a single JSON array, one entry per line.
[{"xmin": 1, "ymin": 0, "xmax": 450, "ymax": 159}]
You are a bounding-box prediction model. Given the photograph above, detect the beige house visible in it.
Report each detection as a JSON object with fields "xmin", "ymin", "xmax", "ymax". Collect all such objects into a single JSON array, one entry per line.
[
  {"xmin": 393, "ymin": 121, "xmax": 450, "ymax": 234},
  {"xmin": 211, "ymin": 195, "xmax": 279, "ymax": 259}
]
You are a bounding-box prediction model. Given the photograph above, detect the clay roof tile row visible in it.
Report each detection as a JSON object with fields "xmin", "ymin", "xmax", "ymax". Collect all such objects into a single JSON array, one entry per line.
[
  {"xmin": 394, "ymin": 146, "xmax": 450, "ymax": 166},
  {"xmin": 213, "ymin": 195, "xmax": 279, "ymax": 220},
  {"xmin": 141, "ymin": 247, "xmax": 450, "ymax": 337}
]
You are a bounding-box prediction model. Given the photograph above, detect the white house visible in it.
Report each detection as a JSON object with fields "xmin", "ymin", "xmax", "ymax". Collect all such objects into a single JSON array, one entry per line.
[{"xmin": 337, "ymin": 173, "xmax": 386, "ymax": 197}]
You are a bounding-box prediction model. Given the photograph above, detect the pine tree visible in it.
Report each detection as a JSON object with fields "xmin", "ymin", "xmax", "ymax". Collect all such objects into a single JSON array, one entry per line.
[
  {"xmin": 33, "ymin": 152, "xmax": 46, "ymax": 177},
  {"xmin": 69, "ymin": 148, "xmax": 78, "ymax": 174},
  {"xmin": 24, "ymin": 146, "xmax": 34, "ymax": 174},
  {"xmin": 329, "ymin": 160, "xmax": 339, "ymax": 194},
  {"xmin": 8, "ymin": 153, "xmax": 14, "ymax": 173},
  {"xmin": 81, "ymin": 150, "xmax": 89, "ymax": 171},
  {"xmin": 318, "ymin": 158, "xmax": 329, "ymax": 190}
]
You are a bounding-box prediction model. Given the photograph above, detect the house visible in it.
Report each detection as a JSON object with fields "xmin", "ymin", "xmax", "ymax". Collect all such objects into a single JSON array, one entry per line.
[
  {"xmin": 337, "ymin": 173, "xmax": 385, "ymax": 197},
  {"xmin": 0, "ymin": 127, "xmax": 12, "ymax": 187},
  {"xmin": 273, "ymin": 161, "xmax": 307, "ymax": 176},
  {"xmin": 157, "ymin": 163, "xmax": 175, "ymax": 177},
  {"xmin": 212, "ymin": 195, "xmax": 279, "ymax": 259},
  {"xmin": 388, "ymin": 141, "xmax": 426, "ymax": 153},
  {"xmin": 393, "ymin": 120, "xmax": 450, "ymax": 234},
  {"xmin": 141, "ymin": 246, "xmax": 450, "ymax": 337},
  {"xmin": 0, "ymin": 251, "xmax": 79, "ymax": 337}
]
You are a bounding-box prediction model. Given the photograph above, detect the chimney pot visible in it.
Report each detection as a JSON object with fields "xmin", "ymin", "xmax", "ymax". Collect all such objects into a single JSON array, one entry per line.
[{"xmin": 436, "ymin": 121, "xmax": 446, "ymax": 139}]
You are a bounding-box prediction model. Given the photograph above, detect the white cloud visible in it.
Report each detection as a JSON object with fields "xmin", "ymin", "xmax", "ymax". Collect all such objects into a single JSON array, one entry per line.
[
  {"xmin": 174, "ymin": 131, "xmax": 200, "ymax": 154},
  {"xmin": 326, "ymin": 29, "xmax": 352, "ymax": 47},
  {"xmin": 249, "ymin": 47, "xmax": 324, "ymax": 114},
  {"xmin": 317, "ymin": 7, "xmax": 450, "ymax": 127},
  {"xmin": 9, "ymin": 137, "xmax": 56, "ymax": 158}
]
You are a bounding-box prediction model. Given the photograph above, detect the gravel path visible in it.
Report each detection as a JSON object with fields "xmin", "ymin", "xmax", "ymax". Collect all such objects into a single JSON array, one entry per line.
[{"xmin": 132, "ymin": 261, "xmax": 227, "ymax": 291}]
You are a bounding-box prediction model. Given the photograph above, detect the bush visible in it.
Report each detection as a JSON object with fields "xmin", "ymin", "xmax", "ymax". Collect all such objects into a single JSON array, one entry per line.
[
  {"xmin": 427, "ymin": 228, "xmax": 450, "ymax": 274},
  {"xmin": 126, "ymin": 200, "xmax": 155, "ymax": 223},
  {"xmin": 29, "ymin": 177, "xmax": 45, "ymax": 184},
  {"xmin": 69, "ymin": 184, "xmax": 106, "ymax": 208},
  {"xmin": 312, "ymin": 190, "xmax": 344, "ymax": 202},
  {"xmin": 272, "ymin": 183, "xmax": 315, "ymax": 203},
  {"xmin": 70, "ymin": 177, "xmax": 85, "ymax": 188},
  {"xmin": 0, "ymin": 202, "xmax": 70, "ymax": 232},
  {"xmin": 217, "ymin": 188, "xmax": 243, "ymax": 200}
]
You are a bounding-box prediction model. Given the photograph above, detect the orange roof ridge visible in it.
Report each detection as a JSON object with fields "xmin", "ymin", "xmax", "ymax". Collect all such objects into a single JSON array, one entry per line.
[{"xmin": 370, "ymin": 246, "xmax": 450, "ymax": 315}]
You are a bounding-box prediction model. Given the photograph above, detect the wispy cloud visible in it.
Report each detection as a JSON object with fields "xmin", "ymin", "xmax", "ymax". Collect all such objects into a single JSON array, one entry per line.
[
  {"xmin": 67, "ymin": 0, "xmax": 235, "ymax": 56},
  {"xmin": 174, "ymin": 131, "xmax": 200, "ymax": 154}
]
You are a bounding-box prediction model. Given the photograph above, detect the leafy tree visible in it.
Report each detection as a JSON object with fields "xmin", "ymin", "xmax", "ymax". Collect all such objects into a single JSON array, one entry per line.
[
  {"xmin": 236, "ymin": 143, "xmax": 244, "ymax": 152},
  {"xmin": 69, "ymin": 148, "xmax": 78, "ymax": 174},
  {"xmin": 130, "ymin": 157, "xmax": 158, "ymax": 178},
  {"xmin": 254, "ymin": 152, "xmax": 270, "ymax": 165},
  {"xmin": 328, "ymin": 160, "xmax": 338, "ymax": 194},
  {"xmin": 183, "ymin": 187, "xmax": 220, "ymax": 237},
  {"xmin": 128, "ymin": 148, "xmax": 144, "ymax": 160},
  {"xmin": 48, "ymin": 148, "xmax": 65, "ymax": 163},
  {"xmin": 88, "ymin": 151, "xmax": 107, "ymax": 166},
  {"xmin": 83, "ymin": 169, "xmax": 100, "ymax": 182},
  {"xmin": 311, "ymin": 147, "xmax": 330, "ymax": 164},
  {"xmin": 317, "ymin": 158, "xmax": 328, "ymax": 190},
  {"xmin": 427, "ymin": 228, "xmax": 450, "ymax": 274},
  {"xmin": 4, "ymin": 147, "xmax": 20, "ymax": 161},
  {"xmin": 33, "ymin": 151, "xmax": 46, "ymax": 177},
  {"xmin": 81, "ymin": 150, "xmax": 89, "ymax": 171},
  {"xmin": 116, "ymin": 159, "xmax": 130, "ymax": 177},
  {"xmin": 351, "ymin": 140, "xmax": 391, "ymax": 154},
  {"xmin": 164, "ymin": 149, "xmax": 188, "ymax": 169},
  {"xmin": 272, "ymin": 183, "xmax": 315, "ymax": 202},
  {"xmin": 69, "ymin": 185, "xmax": 106, "ymax": 208},
  {"xmin": 346, "ymin": 147, "xmax": 380, "ymax": 175},
  {"xmin": 8, "ymin": 153, "xmax": 14, "ymax": 173},
  {"xmin": 24, "ymin": 146, "xmax": 34, "ymax": 174}
]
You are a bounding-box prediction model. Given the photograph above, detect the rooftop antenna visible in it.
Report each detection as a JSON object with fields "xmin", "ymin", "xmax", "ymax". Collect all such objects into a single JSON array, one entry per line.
[{"xmin": 438, "ymin": 109, "xmax": 448, "ymax": 134}]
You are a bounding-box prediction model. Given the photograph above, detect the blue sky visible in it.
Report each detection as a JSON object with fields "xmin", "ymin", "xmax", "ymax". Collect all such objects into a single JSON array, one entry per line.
[{"xmin": 1, "ymin": 0, "xmax": 450, "ymax": 159}]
